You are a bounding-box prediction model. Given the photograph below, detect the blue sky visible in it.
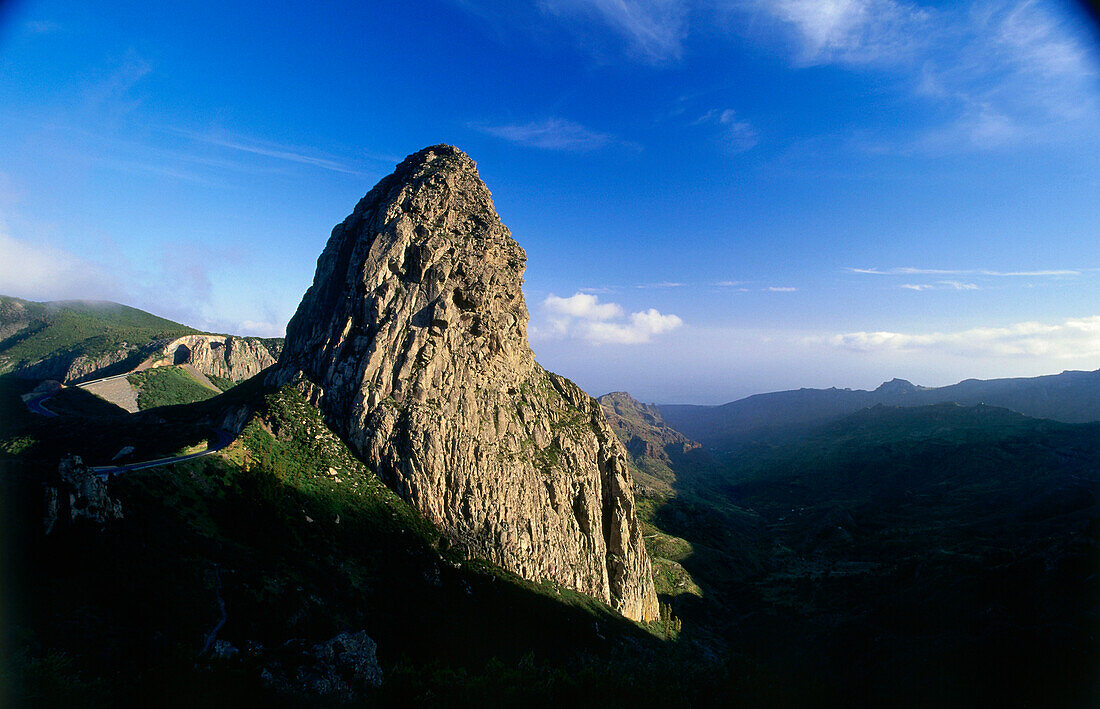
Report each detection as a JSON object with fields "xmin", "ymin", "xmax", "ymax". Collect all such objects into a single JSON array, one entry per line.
[{"xmin": 1, "ymin": 0, "xmax": 1098, "ymax": 403}]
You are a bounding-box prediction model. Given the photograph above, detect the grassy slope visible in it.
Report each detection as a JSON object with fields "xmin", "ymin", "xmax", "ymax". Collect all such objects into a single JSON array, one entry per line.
[
  {"xmin": 0, "ymin": 296, "xmax": 196, "ymax": 374},
  {"xmin": 3, "ymin": 383, "xmax": 736, "ymax": 707},
  {"xmin": 128, "ymin": 366, "xmax": 218, "ymax": 410}
]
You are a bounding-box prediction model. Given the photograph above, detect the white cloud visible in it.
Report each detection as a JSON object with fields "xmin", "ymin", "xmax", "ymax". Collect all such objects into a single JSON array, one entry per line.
[
  {"xmin": 827, "ymin": 315, "xmax": 1100, "ymax": 359},
  {"xmin": 899, "ymin": 280, "xmax": 979, "ymax": 291},
  {"xmin": 719, "ymin": 109, "xmax": 759, "ymax": 151},
  {"xmin": 0, "ymin": 226, "xmax": 122, "ymax": 302},
  {"xmin": 539, "ymin": 291, "xmax": 682, "ymax": 344},
  {"xmin": 473, "ymin": 118, "xmax": 615, "ymax": 150},
  {"xmin": 544, "ymin": 292, "xmax": 624, "ymax": 320},
  {"xmin": 766, "ymin": 286, "xmax": 797, "ymax": 291},
  {"xmin": 939, "ymin": 280, "xmax": 979, "ymax": 291},
  {"xmin": 539, "ymin": 0, "xmax": 689, "ymax": 63},
  {"xmin": 0, "ymin": 220, "xmax": 293, "ymax": 338}
]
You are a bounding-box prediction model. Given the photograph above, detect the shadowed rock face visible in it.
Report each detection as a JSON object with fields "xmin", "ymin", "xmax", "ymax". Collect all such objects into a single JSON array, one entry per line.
[{"xmin": 271, "ymin": 145, "xmax": 657, "ymax": 621}]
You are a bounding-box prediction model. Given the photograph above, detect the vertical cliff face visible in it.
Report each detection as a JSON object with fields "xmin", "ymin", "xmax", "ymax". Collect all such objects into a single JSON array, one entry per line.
[
  {"xmin": 164, "ymin": 334, "xmax": 281, "ymax": 381},
  {"xmin": 270, "ymin": 145, "xmax": 658, "ymax": 621}
]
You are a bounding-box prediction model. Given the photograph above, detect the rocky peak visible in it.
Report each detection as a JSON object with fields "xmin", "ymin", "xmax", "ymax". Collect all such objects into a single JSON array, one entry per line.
[
  {"xmin": 270, "ymin": 145, "xmax": 658, "ymax": 621},
  {"xmin": 598, "ymin": 391, "xmax": 700, "ymax": 458},
  {"xmin": 598, "ymin": 391, "xmax": 702, "ymax": 494},
  {"xmin": 875, "ymin": 378, "xmax": 918, "ymax": 396}
]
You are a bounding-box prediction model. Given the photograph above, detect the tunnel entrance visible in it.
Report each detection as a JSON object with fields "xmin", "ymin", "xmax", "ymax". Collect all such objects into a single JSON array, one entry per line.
[{"xmin": 173, "ymin": 344, "xmax": 192, "ymax": 365}]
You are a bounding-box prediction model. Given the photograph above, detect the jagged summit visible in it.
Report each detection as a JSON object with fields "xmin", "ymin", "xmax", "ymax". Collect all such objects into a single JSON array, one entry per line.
[{"xmin": 270, "ymin": 145, "xmax": 658, "ymax": 621}]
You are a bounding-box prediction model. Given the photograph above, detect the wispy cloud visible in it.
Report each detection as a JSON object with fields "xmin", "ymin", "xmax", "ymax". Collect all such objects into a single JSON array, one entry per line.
[
  {"xmin": 539, "ymin": 291, "xmax": 683, "ymax": 344},
  {"xmin": 82, "ymin": 50, "xmax": 153, "ymax": 116},
  {"xmin": 538, "ymin": 0, "xmax": 689, "ymax": 63},
  {"xmin": 898, "ymin": 280, "xmax": 980, "ymax": 291},
  {"xmin": 693, "ymin": 108, "xmax": 759, "ymax": 151},
  {"xmin": 472, "ymin": 118, "xmax": 617, "ymax": 150},
  {"xmin": 635, "ymin": 281, "xmax": 686, "ymax": 288},
  {"xmin": 744, "ymin": 1, "xmax": 1098, "ymax": 150},
  {"xmin": 766, "ymin": 286, "xmax": 797, "ymax": 292},
  {"xmin": 905, "ymin": 1, "xmax": 1097, "ymax": 150},
  {"xmin": 178, "ymin": 130, "xmax": 364, "ymax": 174},
  {"xmin": 826, "ymin": 315, "xmax": 1100, "ymax": 359},
  {"xmin": 759, "ymin": 0, "xmax": 931, "ymax": 66},
  {"xmin": 898, "ymin": 281, "xmax": 978, "ymax": 291},
  {"xmin": 24, "ymin": 20, "xmax": 62, "ymax": 34},
  {"xmin": 847, "ymin": 266, "xmax": 1081, "ymax": 277}
]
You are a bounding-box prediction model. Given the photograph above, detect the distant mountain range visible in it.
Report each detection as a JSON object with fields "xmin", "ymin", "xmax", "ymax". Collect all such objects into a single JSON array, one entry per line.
[{"xmin": 660, "ymin": 370, "xmax": 1100, "ymax": 449}]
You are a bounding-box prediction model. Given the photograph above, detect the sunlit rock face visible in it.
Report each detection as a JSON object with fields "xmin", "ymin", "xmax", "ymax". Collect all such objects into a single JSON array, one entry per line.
[{"xmin": 270, "ymin": 145, "xmax": 658, "ymax": 621}]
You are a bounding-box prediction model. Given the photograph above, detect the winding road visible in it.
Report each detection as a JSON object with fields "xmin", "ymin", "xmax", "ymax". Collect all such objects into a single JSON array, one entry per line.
[
  {"xmin": 21, "ymin": 375, "xmax": 235, "ymax": 478},
  {"xmin": 24, "ymin": 391, "xmax": 59, "ymax": 417},
  {"xmin": 89, "ymin": 429, "xmax": 234, "ymax": 479}
]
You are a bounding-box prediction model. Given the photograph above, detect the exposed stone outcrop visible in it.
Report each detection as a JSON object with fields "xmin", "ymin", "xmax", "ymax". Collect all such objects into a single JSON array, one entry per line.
[
  {"xmin": 164, "ymin": 334, "xmax": 281, "ymax": 382},
  {"xmin": 43, "ymin": 456, "xmax": 123, "ymax": 534},
  {"xmin": 598, "ymin": 391, "xmax": 703, "ymax": 496},
  {"xmin": 260, "ymin": 631, "xmax": 383, "ymax": 701},
  {"xmin": 599, "ymin": 391, "xmax": 701, "ymax": 465},
  {"xmin": 16, "ymin": 347, "xmax": 145, "ymax": 383},
  {"xmin": 270, "ymin": 145, "xmax": 658, "ymax": 621}
]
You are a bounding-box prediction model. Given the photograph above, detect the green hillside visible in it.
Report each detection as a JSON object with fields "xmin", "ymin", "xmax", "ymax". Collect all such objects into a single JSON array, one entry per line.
[
  {"xmin": 0, "ymin": 295, "xmax": 196, "ymax": 378},
  {"xmin": 128, "ymin": 366, "xmax": 219, "ymax": 410}
]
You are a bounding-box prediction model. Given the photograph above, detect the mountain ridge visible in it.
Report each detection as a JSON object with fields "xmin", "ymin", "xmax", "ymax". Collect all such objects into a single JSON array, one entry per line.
[{"xmin": 661, "ymin": 368, "xmax": 1100, "ymax": 448}]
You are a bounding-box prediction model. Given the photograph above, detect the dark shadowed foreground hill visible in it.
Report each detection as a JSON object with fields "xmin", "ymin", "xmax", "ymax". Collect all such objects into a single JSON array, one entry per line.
[{"xmin": 661, "ymin": 369, "xmax": 1100, "ymax": 449}]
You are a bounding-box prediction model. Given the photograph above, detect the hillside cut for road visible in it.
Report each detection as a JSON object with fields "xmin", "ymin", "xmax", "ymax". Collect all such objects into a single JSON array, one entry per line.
[{"xmin": 269, "ymin": 145, "xmax": 658, "ymax": 621}]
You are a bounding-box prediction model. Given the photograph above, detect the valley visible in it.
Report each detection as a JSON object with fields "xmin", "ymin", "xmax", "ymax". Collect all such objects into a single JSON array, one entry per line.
[{"xmin": 1, "ymin": 146, "xmax": 1096, "ymax": 707}]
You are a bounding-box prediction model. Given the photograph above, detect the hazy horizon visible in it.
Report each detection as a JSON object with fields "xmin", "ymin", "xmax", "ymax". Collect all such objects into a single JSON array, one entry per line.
[{"xmin": 2, "ymin": 1, "xmax": 1098, "ymax": 403}]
